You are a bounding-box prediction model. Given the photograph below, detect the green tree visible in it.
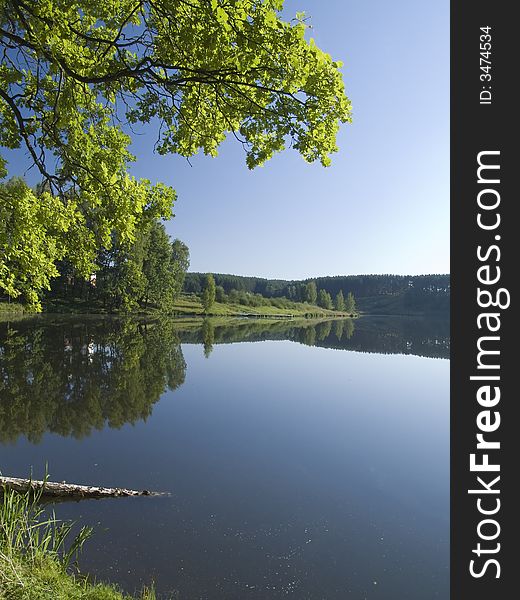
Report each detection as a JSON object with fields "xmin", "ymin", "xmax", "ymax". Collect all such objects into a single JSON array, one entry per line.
[
  {"xmin": 99, "ymin": 236, "xmax": 147, "ymax": 312},
  {"xmin": 202, "ymin": 274, "xmax": 216, "ymax": 314},
  {"xmin": 93, "ymin": 226, "xmax": 148, "ymax": 312},
  {"xmin": 335, "ymin": 290, "xmax": 345, "ymax": 311},
  {"xmin": 318, "ymin": 289, "xmax": 333, "ymax": 310},
  {"xmin": 1, "ymin": 1, "xmax": 352, "ymax": 305},
  {"xmin": 215, "ymin": 285, "xmax": 227, "ymax": 303},
  {"xmin": 304, "ymin": 281, "xmax": 318, "ymax": 304},
  {"xmin": 141, "ymin": 222, "xmax": 189, "ymax": 310},
  {"xmin": 345, "ymin": 292, "xmax": 356, "ymax": 314},
  {"xmin": 0, "ymin": 178, "xmax": 72, "ymax": 309},
  {"xmin": 170, "ymin": 239, "xmax": 190, "ymax": 300},
  {"xmin": 91, "ymin": 220, "xmax": 189, "ymax": 311},
  {"xmin": 140, "ymin": 221, "xmax": 171, "ymax": 308}
]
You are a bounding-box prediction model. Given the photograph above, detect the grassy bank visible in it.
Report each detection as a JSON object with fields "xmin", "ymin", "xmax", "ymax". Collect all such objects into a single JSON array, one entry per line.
[
  {"xmin": 40, "ymin": 294, "xmax": 356, "ymax": 318},
  {"xmin": 0, "ymin": 487, "xmax": 155, "ymax": 600},
  {"xmin": 163, "ymin": 295, "xmax": 353, "ymax": 318}
]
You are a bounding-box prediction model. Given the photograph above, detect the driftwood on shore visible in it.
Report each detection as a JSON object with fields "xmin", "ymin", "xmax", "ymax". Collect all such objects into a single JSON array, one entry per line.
[{"xmin": 0, "ymin": 476, "xmax": 165, "ymax": 500}]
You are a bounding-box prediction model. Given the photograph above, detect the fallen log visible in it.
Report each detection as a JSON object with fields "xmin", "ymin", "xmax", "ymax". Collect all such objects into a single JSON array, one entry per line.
[{"xmin": 0, "ymin": 476, "xmax": 166, "ymax": 500}]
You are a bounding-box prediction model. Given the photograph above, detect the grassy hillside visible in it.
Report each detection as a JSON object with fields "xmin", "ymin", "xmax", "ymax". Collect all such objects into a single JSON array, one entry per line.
[
  {"xmin": 185, "ymin": 272, "xmax": 450, "ymax": 316},
  {"xmin": 171, "ymin": 295, "xmax": 352, "ymax": 318},
  {"xmin": 32, "ymin": 294, "xmax": 353, "ymax": 318}
]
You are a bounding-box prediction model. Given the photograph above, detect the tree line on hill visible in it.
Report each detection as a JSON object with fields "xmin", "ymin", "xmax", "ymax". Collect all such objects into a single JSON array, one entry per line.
[
  {"xmin": 185, "ymin": 273, "xmax": 449, "ymax": 314},
  {"xmin": 196, "ymin": 273, "xmax": 356, "ymax": 314}
]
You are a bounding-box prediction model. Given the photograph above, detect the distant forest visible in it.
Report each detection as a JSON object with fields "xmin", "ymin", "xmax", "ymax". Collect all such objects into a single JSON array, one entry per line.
[{"xmin": 185, "ymin": 273, "xmax": 450, "ymax": 315}]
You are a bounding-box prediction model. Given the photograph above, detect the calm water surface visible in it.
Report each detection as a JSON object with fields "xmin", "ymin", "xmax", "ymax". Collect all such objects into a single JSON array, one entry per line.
[{"xmin": 0, "ymin": 316, "xmax": 449, "ymax": 599}]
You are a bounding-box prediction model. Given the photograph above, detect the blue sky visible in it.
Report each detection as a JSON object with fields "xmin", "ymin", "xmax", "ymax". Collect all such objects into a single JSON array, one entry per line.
[{"xmin": 5, "ymin": 0, "xmax": 449, "ymax": 280}]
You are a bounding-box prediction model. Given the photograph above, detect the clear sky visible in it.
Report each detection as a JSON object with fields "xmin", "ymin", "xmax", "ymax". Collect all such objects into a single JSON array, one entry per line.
[{"xmin": 5, "ymin": 0, "xmax": 450, "ymax": 280}]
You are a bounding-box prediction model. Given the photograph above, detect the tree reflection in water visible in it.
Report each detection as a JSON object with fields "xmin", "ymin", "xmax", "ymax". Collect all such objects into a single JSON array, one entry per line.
[
  {"xmin": 0, "ymin": 315, "xmax": 448, "ymax": 443},
  {"xmin": 0, "ymin": 318, "xmax": 186, "ymax": 443}
]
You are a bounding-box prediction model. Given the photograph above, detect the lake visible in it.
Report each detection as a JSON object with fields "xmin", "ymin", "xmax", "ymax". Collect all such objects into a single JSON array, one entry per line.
[{"xmin": 0, "ymin": 315, "xmax": 449, "ymax": 599}]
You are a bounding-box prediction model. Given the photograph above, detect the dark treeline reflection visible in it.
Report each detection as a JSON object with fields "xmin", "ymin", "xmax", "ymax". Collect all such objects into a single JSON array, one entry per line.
[
  {"xmin": 0, "ymin": 318, "xmax": 186, "ymax": 443},
  {"xmin": 185, "ymin": 315, "xmax": 449, "ymax": 360}
]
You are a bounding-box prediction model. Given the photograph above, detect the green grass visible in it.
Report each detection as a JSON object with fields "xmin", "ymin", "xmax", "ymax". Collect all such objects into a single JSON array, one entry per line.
[
  {"xmin": 0, "ymin": 486, "xmax": 156, "ymax": 600},
  {"xmin": 37, "ymin": 294, "xmax": 357, "ymax": 318},
  {"xmin": 172, "ymin": 294, "xmax": 353, "ymax": 318},
  {"xmin": 0, "ymin": 555, "xmax": 156, "ymax": 600}
]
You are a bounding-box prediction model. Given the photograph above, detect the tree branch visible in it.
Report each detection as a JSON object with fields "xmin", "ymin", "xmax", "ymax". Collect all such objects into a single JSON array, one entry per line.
[{"xmin": 0, "ymin": 88, "xmax": 60, "ymax": 190}]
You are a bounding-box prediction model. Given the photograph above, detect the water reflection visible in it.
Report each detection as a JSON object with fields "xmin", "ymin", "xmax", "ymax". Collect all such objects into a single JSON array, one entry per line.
[
  {"xmin": 201, "ymin": 318, "xmax": 215, "ymax": 358},
  {"xmin": 179, "ymin": 315, "xmax": 449, "ymax": 359},
  {"xmin": 0, "ymin": 315, "xmax": 448, "ymax": 444},
  {"xmin": 0, "ymin": 318, "xmax": 186, "ymax": 443},
  {"xmin": 0, "ymin": 315, "xmax": 449, "ymax": 598}
]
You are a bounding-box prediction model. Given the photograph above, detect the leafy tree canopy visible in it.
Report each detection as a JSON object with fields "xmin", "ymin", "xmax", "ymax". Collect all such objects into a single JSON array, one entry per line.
[
  {"xmin": 344, "ymin": 291, "xmax": 356, "ymax": 313},
  {"xmin": 0, "ymin": 177, "xmax": 70, "ymax": 306},
  {"xmin": 74, "ymin": 219, "xmax": 189, "ymax": 312},
  {"xmin": 0, "ymin": 0, "xmax": 352, "ymax": 305},
  {"xmin": 304, "ymin": 280, "xmax": 317, "ymax": 304},
  {"xmin": 317, "ymin": 288, "xmax": 332, "ymax": 310},
  {"xmin": 1, "ymin": 0, "xmax": 351, "ymax": 169}
]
